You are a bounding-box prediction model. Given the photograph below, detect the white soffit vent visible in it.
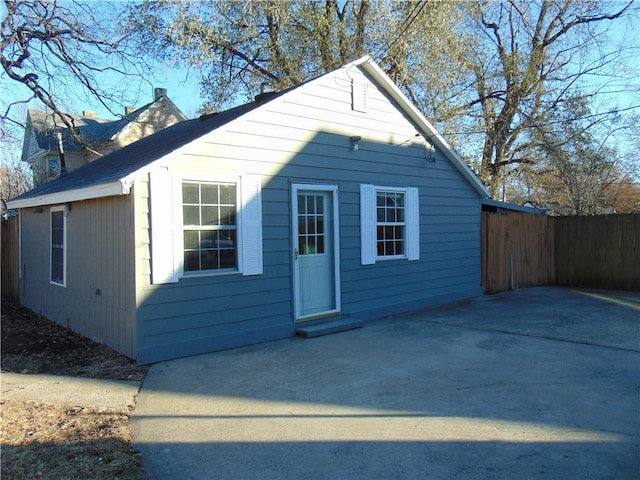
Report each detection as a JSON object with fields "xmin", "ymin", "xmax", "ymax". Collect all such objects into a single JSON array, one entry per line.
[{"xmin": 352, "ymin": 80, "xmax": 368, "ymax": 113}]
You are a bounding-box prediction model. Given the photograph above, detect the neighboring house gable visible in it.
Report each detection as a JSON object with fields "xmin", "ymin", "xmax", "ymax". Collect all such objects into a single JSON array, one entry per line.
[
  {"xmin": 9, "ymin": 56, "xmax": 490, "ymax": 364},
  {"xmin": 21, "ymin": 89, "xmax": 187, "ymax": 185}
]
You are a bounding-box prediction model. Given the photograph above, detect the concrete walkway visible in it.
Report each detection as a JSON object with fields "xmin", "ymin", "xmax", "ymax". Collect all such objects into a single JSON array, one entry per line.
[
  {"xmin": 1, "ymin": 372, "xmax": 141, "ymax": 411},
  {"xmin": 132, "ymin": 287, "xmax": 640, "ymax": 480}
]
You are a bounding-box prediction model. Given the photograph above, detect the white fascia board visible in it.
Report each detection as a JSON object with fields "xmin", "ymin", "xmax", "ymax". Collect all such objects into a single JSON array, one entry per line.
[
  {"xmin": 6, "ymin": 180, "xmax": 131, "ymax": 209},
  {"xmin": 357, "ymin": 57, "xmax": 491, "ymax": 199}
]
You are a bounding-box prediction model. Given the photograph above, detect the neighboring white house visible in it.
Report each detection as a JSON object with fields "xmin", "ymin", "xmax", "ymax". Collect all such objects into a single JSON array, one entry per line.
[{"xmin": 21, "ymin": 88, "xmax": 187, "ymax": 185}]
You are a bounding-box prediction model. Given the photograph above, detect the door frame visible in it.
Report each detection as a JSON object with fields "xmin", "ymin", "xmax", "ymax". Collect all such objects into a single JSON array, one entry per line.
[{"xmin": 291, "ymin": 183, "xmax": 341, "ymax": 321}]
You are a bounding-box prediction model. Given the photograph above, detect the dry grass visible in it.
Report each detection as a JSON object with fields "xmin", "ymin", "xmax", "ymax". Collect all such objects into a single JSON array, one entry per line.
[
  {"xmin": 1, "ymin": 299, "xmax": 148, "ymax": 479},
  {"xmin": 1, "ymin": 401, "xmax": 145, "ymax": 479}
]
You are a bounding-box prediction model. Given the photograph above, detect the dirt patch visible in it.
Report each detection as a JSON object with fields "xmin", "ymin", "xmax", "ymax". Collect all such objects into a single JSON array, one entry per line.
[
  {"xmin": 1, "ymin": 401, "xmax": 145, "ymax": 479},
  {"xmin": 1, "ymin": 299, "xmax": 148, "ymax": 479},
  {"xmin": 1, "ymin": 299, "xmax": 147, "ymax": 381}
]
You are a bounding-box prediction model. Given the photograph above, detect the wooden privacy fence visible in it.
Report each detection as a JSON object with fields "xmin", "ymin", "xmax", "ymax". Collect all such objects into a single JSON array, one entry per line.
[
  {"xmin": 1, "ymin": 216, "xmax": 20, "ymax": 299},
  {"xmin": 482, "ymin": 212, "xmax": 640, "ymax": 293}
]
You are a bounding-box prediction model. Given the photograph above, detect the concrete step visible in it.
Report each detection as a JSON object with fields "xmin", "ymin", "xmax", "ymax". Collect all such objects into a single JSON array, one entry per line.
[{"xmin": 296, "ymin": 317, "xmax": 363, "ymax": 338}]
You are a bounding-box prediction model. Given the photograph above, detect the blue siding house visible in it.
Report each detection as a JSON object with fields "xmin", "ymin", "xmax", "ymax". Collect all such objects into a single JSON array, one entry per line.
[{"xmin": 8, "ymin": 56, "xmax": 490, "ymax": 364}]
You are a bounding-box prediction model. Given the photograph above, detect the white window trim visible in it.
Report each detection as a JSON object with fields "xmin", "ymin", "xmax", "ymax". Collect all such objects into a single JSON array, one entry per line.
[
  {"xmin": 150, "ymin": 169, "xmax": 263, "ymax": 285},
  {"xmin": 360, "ymin": 184, "xmax": 420, "ymax": 265},
  {"xmin": 50, "ymin": 205, "xmax": 67, "ymax": 287}
]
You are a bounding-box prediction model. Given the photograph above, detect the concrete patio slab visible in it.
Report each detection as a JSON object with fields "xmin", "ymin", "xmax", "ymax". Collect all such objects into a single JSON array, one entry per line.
[{"xmin": 132, "ymin": 287, "xmax": 640, "ymax": 480}]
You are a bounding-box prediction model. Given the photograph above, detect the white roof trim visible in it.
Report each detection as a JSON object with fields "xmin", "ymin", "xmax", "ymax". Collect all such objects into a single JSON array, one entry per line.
[
  {"xmin": 7, "ymin": 180, "xmax": 131, "ymax": 209},
  {"xmin": 354, "ymin": 56, "xmax": 491, "ymax": 199}
]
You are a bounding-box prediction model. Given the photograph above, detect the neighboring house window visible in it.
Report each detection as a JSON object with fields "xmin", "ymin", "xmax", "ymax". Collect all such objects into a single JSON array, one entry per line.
[
  {"xmin": 149, "ymin": 169, "xmax": 263, "ymax": 284},
  {"xmin": 48, "ymin": 158, "xmax": 61, "ymax": 179},
  {"xmin": 360, "ymin": 184, "xmax": 420, "ymax": 265},
  {"xmin": 182, "ymin": 181, "xmax": 237, "ymax": 272},
  {"xmin": 50, "ymin": 206, "xmax": 66, "ymax": 286}
]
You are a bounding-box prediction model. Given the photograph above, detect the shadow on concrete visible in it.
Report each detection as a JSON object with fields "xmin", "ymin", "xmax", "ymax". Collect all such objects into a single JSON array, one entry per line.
[{"xmin": 132, "ymin": 288, "xmax": 640, "ymax": 480}]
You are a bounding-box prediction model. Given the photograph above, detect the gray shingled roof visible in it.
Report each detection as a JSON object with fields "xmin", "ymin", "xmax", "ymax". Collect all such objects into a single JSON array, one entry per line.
[
  {"xmin": 30, "ymin": 108, "xmax": 134, "ymax": 152},
  {"xmin": 13, "ymin": 93, "xmax": 286, "ymax": 202}
]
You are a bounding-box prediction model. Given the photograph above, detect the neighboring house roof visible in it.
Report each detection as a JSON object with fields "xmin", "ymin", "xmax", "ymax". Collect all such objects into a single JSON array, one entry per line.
[
  {"xmin": 8, "ymin": 56, "xmax": 490, "ymax": 210},
  {"xmin": 522, "ymin": 201, "xmax": 577, "ymax": 216},
  {"xmin": 21, "ymin": 94, "xmax": 188, "ymax": 162}
]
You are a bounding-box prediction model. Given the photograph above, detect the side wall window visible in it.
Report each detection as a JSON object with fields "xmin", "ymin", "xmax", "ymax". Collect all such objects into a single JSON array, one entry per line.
[
  {"xmin": 50, "ymin": 206, "xmax": 66, "ymax": 286},
  {"xmin": 182, "ymin": 181, "xmax": 238, "ymax": 272},
  {"xmin": 361, "ymin": 184, "xmax": 419, "ymax": 265},
  {"xmin": 150, "ymin": 169, "xmax": 263, "ymax": 284}
]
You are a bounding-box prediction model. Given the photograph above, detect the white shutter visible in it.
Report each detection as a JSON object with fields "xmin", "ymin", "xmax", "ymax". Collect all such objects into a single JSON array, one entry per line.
[
  {"xmin": 360, "ymin": 184, "xmax": 376, "ymax": 265},
  {"xmin": 150, "ymin": 169, "xmax": 182, "ymax": 284},
  {"xmin": 240, "ymin": 174, "xmax": 263, "ymax": 276},
  {"xmin": 406, "ymin": 187, "xmax": 420, "ymax": 261}
]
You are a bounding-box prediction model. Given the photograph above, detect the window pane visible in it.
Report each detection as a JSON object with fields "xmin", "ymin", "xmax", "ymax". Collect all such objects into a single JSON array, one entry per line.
[
  {"xmin": 298, "ymin": 215, "xmax": 307, "ymax": 234},
  {"xmin": 220, "ymin": 185, "xmax": 236, "ymax": 205},
  {"xmin": 183, "ymin": 205, "xmax": 199, "ymax": 225},
  {"xmin": 201, "ymin": 230, "xmax": 216, "ymax": 248},
  {"xmin": 307, "ymin": 196, "xmax": 315, "ymax": 214},
  {"xmin": 184, "ymin": 230, "xmax": 200, "ymax": 249},
  {"xmin": 388, "ymin": 207, "xmax": 397, "ymax": 222},
  {"xmin": 219, "ymin": 231, "xmax": 236, "ymax": 249},
  {"xmin": 377, "ymin": 207, "xmax": 385, "ymax": 222},
  {"xmin": 385, "ymin": 226, "xmax": 395, "ymax": 239},
  {"xmin": 220, "ymin": 249, "xmax": 236, "ymax": 269},
  {"xmin": 316, "ymin": 196, "xmax": 323, "ymax": 214},
  {"xmin": 317, "ymin": 235, "xmax": 325, "ymax": 254},
  {"xmin": 201, "ymin": 206, "xmax": 218, "ymax": 226},
  {"xmin": 305, "ymin": 236, "xmax": 316, "ymax": 254},
  {"xmin": 201, "ymin": 250, "xmax": 218, "ymax": 270},
  {"xmin": 220, "ymin": 206, "xmax": 235, "ymax": 225},
  {"xmin": 183, "ymin": 184, "xmax": 199, "ymax": 204},
  {"xmin": 51, "ymin": 211, "xmax": 63, "ymax": 229},
  {"xmin": 298, "ymin": 196, "xmax": 306, "ymax": 214},
  {"xmin": 201, "ymin": 184, "xmax": 218, "ymax": 204},
  {"xmin": 184, "ymin": 250, "xmax": 199, "ymax": 271}
]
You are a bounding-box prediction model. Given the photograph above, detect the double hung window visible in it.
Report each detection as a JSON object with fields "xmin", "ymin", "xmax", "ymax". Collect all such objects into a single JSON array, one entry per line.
[
  {"xmin": 182, "ymin": 182, "xmax": 237, "ymax": 272},
  {"xmin": 376, "ymin": 190, "xmax": 406, "ymax": 258},
  {"xmin": 50, "ymin": 206, "xmax": 66, "ymax": 286}
]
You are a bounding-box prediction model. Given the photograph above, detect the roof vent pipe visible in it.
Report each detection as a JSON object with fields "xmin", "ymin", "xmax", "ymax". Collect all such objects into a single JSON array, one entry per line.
[{"xmin": 53, "ymin": 131, "xmax": 68, "ymax": 177}]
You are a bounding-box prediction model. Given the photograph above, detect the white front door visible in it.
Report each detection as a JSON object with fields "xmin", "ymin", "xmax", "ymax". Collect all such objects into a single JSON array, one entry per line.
[{"xmin": 292, "ymin": 185, "xmax": 340, "ymax": 321}]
